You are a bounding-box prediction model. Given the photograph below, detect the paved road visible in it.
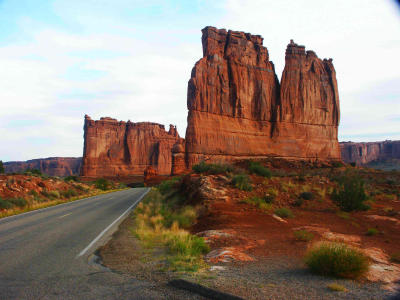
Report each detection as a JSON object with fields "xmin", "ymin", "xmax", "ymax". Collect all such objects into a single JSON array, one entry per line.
[{"xmin": 0, "ymin": 188, "xmax": 174, "ymax": 300}]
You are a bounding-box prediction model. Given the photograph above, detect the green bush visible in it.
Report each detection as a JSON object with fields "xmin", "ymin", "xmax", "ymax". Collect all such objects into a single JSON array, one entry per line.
[
  {"xmin": 0, "ymin": 160, "xmax": 4, "ymax": 174},
  {"xmin": 305, "ymin": 242, "xmax": 369, "ymax": 278},
  {"xmin": 366, "ymin": 228, "xmax": 379, "ymax": 236},
  {"xmin": 331, "ymin": 173, "xmax": 369, "ymax": 212},
  {"xmin": 274, "ymin": 207, "xmax": 293, "ymax": 218},
  {"xmin": 95, "ymin": 178, "xmax": 110, "ymax": 190},
  {"xmin": 231, "ymin": 174, "xmax": 252, "ymax": 191},
  {"xmin": 294, "ymin": 230, "xmax": 314, "ymax": 241},
  {"xmin": 249, "ymin": 161, "xmax": 272, "ymax": 178},
  {"xmin": 390, "ymin": 252, "xmax": 400, "ymax": 263},
  {"xmin": 293, "ymin": 198, "xmax": 304, "ymax": 207},
  {"xmin": 158, "ymin": 178, "xmax": 180, "ymax": 195},
  {"xmin": 61, "ymin": 189, "xmax": 78, "ymax": 198},
  {"xmin": 263, "ymin": 194, "xmax": 275, "ymax": 204},
  {"xmin": 8, "ymin": 197, "xmax": 27, "ymax": 207},
  {"xmin": 300, "ymin": 191, "xmax": 314, "ymax": 200},
  {"xmin": 64, "ymin": 175, "xmax": 78, "ymax": 182},
  {"xmin": 0, "ymin": 198, "xmax": 12, "ymax": 209},
  {"xmin": 24, "ymin": 168, "xmax": 42, "ymax": 176},
  {"xmin": 192, "ymin": 161, "xmax": 235, "ymax": 175},
  {"xmin": 29, "ymin": 190, "xmax": 39, "ymax": 197},
  {"xmin": 48, "ymin": 190, "xmax": 61, "ymax": 199}
]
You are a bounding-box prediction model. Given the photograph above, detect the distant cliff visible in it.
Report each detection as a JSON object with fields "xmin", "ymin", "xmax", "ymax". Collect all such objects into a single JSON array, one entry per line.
[
  {"xmin": 81, "ymin": 115, "xmax": 183, "ymax": 177},
  {"xmin": 340, "ymin": 140, "xmax": 400, "ymax": 165},
  {"xmin": 4, "ymin": 157, "xmax": 82, "ymax": 177}
]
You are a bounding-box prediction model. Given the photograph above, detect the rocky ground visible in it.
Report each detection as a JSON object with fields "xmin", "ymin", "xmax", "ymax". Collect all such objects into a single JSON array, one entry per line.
[{"xmin": 100, "ymin": 160, "xmax": 400, "ymax": 299}]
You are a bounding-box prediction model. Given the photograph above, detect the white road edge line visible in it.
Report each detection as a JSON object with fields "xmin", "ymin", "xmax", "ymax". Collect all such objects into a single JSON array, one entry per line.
[
  {"xmin": 58, "ymin": 213, "xmax": 72, "ymax": 219},
  {"xmin": 76, "ymin": 188, "xmax": 150, "ymax": 258}
]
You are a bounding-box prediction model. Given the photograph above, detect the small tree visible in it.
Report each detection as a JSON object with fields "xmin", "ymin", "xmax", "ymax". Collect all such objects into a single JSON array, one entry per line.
[
  {"xmin": 0, "ymin": 161, "xmax": 4, "ymax": 174},
  {"xmin": 331, "ymin": 172, "xmax": 368, "ymax": 211}
]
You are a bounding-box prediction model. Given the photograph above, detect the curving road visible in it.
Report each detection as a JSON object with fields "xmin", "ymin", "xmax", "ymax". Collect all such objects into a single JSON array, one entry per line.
[{"xmin": 0, "ymin": 188, "xmax": 174, "ymax": 300}]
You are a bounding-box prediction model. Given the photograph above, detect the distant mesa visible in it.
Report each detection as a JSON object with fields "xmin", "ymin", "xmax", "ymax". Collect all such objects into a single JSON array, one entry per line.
[
  {"xmin": 340, "ymin": 140, "xmax": 400, "ymax": 168},
  {"xmin": 81, "ymin": 26, "xmax": 341, "ymax": 178},
  {"xmin": 4, "ymin": 157, "xmax": 82, "ymax": 177}
]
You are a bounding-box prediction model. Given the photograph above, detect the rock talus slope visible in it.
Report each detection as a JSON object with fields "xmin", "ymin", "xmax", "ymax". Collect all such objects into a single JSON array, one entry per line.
[
  {"xmin": 81, "ymin": 115, "xmax": 183, "ymax": 177},
  {"xmin": 184, "ymin": 27, "xmax": 340, "ymax": 169}
]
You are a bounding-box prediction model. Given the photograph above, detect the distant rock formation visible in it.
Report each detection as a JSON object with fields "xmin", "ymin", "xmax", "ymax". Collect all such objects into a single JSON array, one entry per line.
[
  {"xmin": 4, "ymin": 157, "xmax": 82, "ymax": 177},
  {"xmin": 184, "ymin": 27, "xmax": 340, "ymax": 169},
  {"xmin": 340, "ymin": 140, "xmax": 400, "ymax": 165},
  {"xmin": 81, "ymin": 115, "xmax": 183, "ymax": 177},
  {"xmin": 81, "ymin": 26, "xmax": 341, "ymax": 178}
]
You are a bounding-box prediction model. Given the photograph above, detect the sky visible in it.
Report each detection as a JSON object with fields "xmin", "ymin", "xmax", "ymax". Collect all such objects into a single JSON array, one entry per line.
[{"xmin": 0, "ymin": 0, "xmax": 399, "ymax": 161}]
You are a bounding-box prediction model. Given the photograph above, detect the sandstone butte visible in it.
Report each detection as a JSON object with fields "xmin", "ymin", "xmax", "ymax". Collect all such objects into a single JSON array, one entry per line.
[
  {"xmin": 80, "ymin": 116, "xmax": 183, "ymax": 178},
  {"xmin": 81, "ymin": 26, "xmax": 341, "ymax": 178},
  {"xmin": 184, "ymin": 26, "xmax": 340, "ymax": 170},
  {"xmin": 340, "ymin": 140, "xmax": 400, "ymax": 165},
  {"xmin": 4, "ymin": 157, "xmax": 81, "ymax": 177}
]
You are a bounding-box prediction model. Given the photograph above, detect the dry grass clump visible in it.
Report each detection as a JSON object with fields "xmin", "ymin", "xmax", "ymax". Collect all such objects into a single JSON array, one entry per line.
[
  {"xmin": 293, "ymin": 230, "xmax": 314, "ymax": 242},
  {"xmin": 240, "ymin": 196, "xmax": 273, "ymax": 212},
  {"xmin": 327, "ymin": 283, "xmax": 348, "ymax": 292},
  {"xmin": 133, "ymin": 189, "xmax": 209, "ymax": 272},
  {"xmin": 305, "ymin": 242, "xmax": 369, "ymax": 279}
]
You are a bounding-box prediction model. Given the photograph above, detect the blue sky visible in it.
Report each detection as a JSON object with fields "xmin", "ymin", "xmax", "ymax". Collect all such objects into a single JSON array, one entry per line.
[{"xmin": 0, "ymin": 0, "xmax": 399, "ymax": 161}]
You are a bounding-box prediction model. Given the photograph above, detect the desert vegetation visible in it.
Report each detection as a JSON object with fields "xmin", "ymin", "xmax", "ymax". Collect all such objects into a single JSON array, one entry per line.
[
  {"xmin": 132, "ymin": 185, "xmax": 209, "ymax": 272},
  {"xmin": 0, "ymin": 173, "xmax": 128, "ymax": 218},
  {"xmin": 305, "ymin": 242, "xmax": 369, "ymax": 279}
]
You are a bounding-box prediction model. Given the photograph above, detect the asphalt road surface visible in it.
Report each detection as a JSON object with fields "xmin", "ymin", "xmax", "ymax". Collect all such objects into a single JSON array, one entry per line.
[{"xmin": 0, "ymin": 188, "xmax": 176, "ymax": 300}]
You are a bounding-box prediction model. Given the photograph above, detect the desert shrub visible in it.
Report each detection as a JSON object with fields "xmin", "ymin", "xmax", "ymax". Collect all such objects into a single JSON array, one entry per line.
[
  {"xmin": 241, "ymin": 196, "xmax": 273, "ymax": 211},
  {"xmin": 0, "ymin": 198, "xmax": 12, "ymax": 209},
  {"xmin": 29, "ymin": 190, "xmax": 39, "ymax": 197},
  {"xmin": 248, "ymin": 161, "xmax": 272, "ymax": 178},
  {"xmin": 300, "ymin": 191, "xmax": 314, "ymax": 200},
  {"xmin": 390, "ymin": 252, "xmax": 400, "ymax": 263},
  {"xmin": 366, "ymin": 228, "xmax": 379, "ymax": 236},
  {"xmin": 350, "ymin": 162, "xmax": 356, "ymax": 167},
  {"xmin": 24, "ymin": 168, "xmax": 42, "ymax": 176},
  {"xmin": 327, "ymin": 283, "xmax": 347, "ymax": 292},
  {"xmin": 95, "ymin": 178, "xmax": 110, "ymax": 190},
  {"xmin": 293, "ymin": 198, "xmax": 304, "ymax": 207},
  {"xmin": 331, "ymin": 173, "xmax": 369, "ymax": 212},
  {"xmin": 8, "ymin": 197, "xmax": 27, "ymax": 207},
  {"xmin": 192, "ymin": 161, "xmax": 235, "ymax": 175},
  {"xmin": 274, "ymin": 207, "xmax": 293, "ymax": 218},
  {"xmin": 158, "ymin": 178, "xmax": 180, "ymax": 195},
  {"xmin": 297, "ymin": 173, "xmax": 306, "ymax": 182},
  {"xmin": 61, "ymin": 189, "xmax": 78, "ymax": 198},
  {"xmin": 48, "ymin": 190, "xmax": 60, "ymax": 199},
  {"xmin": 231, "ymin": 174, "xmax": 252, "ymax": 191},
  {"xmin": 294, "ymin": 230, "xmax": 314, "ymax": 241},
  {"xmin": 167, "ymin": 234, "xmax": 209, "ymax": 257},
  {"xmin": 304, "ymin": 242, "xmax": 369, "ymax": 278},
  {"xmin": 331, "ymin": 161, "xmax": 344, "ymax": 168},
  {"xmin": 266, "ymin": 187, "xmax": 279, "ymax": 197},
  {"xmin": 263, "ymin": 194, "xmax": 275, "ymax": 204},
  {"xmin": 64, "ymin": 175, "xmax": 78, "ymax": 182}
]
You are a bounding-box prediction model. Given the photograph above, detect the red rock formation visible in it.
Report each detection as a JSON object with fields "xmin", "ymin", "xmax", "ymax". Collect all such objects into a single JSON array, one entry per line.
[
  {"xmin": 340, "ymin": 140, "xmax": 400, "ymax": 165},
  {"xmin": 184, "ymin": 27, "xmax": 340, "ymax": 169},
  {"xmin": 81, "ymin": 115, "xmax": 183, "ymax": 177},
  {"xmin": 144, "ymin": 166, "xmax": 158, "ymax": 181},
  {"xmin": 4, "ymin": 157, "xmax": 82, "ymax": 177},
  {"xmin": 171, "ymin": 141, "xmax": 186, "ymax": 175},
  {"xmin": 275, "ymin": 40, "xmax": 340, "ymax": 160}
]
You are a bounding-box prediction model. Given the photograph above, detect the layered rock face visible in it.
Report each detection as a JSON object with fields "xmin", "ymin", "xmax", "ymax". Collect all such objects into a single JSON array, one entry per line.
[
  {"xmin": 184, "ymin": 27, "xmax": 340, "ymax": 168},
  {"xmin": 340, "ymin": 141, "xmax": 400, "ymax": 165},
  {"xmin": 4, "ymin": 157, "xmax": 82, "ymax": 177},
  {"xmin": 81, "ymin": 115, "xmax": 183, "ymax": 177}
]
